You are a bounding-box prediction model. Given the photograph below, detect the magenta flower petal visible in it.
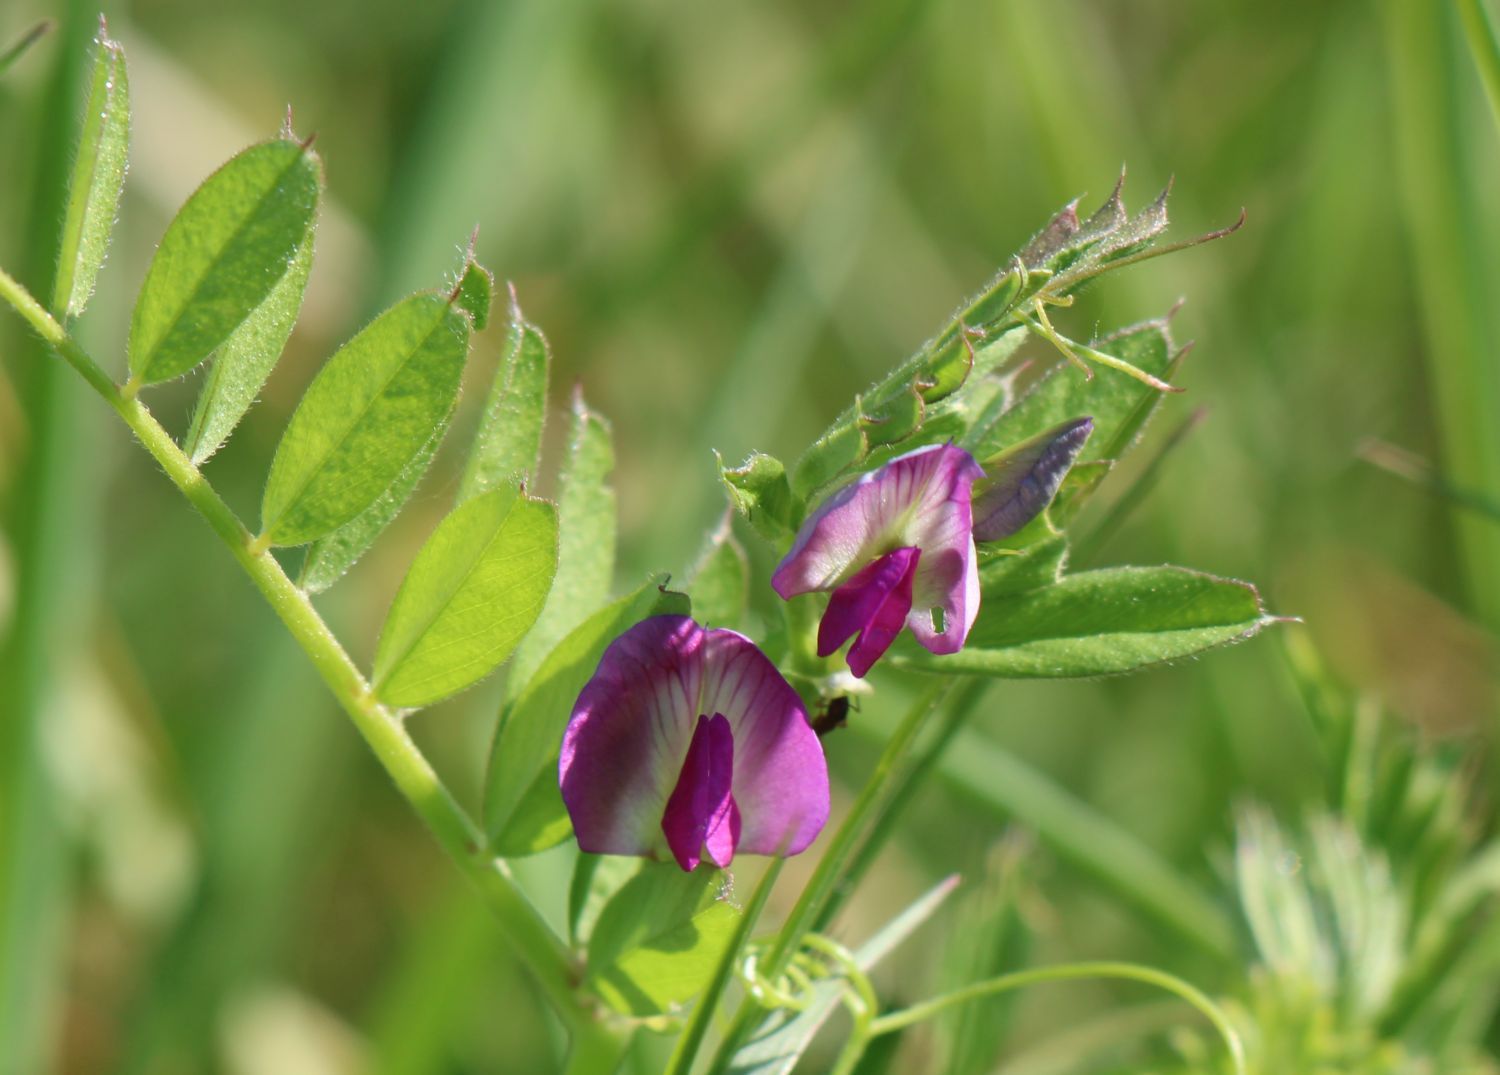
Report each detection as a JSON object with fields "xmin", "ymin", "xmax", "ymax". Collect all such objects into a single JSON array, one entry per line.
[
  {"xmin": 661, "ymin": 714, "xmax": 740, "ymax": 871},
  {"xmin": 560, "ymin": 616, "xmax": 828, "ymax": 869},
  {"xmin": 817, "ymin": 546, "xmax": 920, "ymax": 678},
  {"xmin": 772, "ymin": 443, "xmax": 983, "ymax": 670}
]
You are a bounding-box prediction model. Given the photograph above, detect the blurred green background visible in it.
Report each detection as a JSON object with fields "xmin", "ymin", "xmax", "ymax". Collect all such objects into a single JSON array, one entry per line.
[{"xmin": 3, "ymin": 0, "xmax": 1500, "ymax": 1072}]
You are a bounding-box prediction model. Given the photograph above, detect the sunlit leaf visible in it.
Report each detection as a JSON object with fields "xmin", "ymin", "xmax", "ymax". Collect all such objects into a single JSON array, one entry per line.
[
  {"xmin": 569, "ymin": 854, "xmax": 641, "ymax": 947},
  {"xmin": 485, "ymin": 577, "xmax": 689, "ymax": 856},
  {"xmin": 585, "ymin": 863, "xmax": 740, "ymax": 1018},
  {"xmin": 456, "ymin": 288, "xmax": 549, "ymax": 504},
  {"xmin": 451, "ymin": 259, "xmax": 493, "ymax": 330},
  {"xmin": 128, "ymin": 138, "xmax": 320, "ymax": 385},
  {"xmin": 298, "ymin": 414, "xmax": 449, "ymax": 594},
  {"xmin": 260, "ymin": 291, "xmax": 468, "ymax": 547},
  {"xmin": 505, "ymin": 390, "xmax": 615, "ymax": 697},
  {"xmin": 54, "ymin": 20, "xmax": 128, "ymax": 320},
  {"xmin": 373, "ymin": 486, "xmax": 557, "ymax": 708},
  {"xmin": 183, "ymin": 233, "xmax": 312, "ymax": 464},
  {"xmin": 895, "ymin": 565, "xmax": 1282, "ymax": 678}
]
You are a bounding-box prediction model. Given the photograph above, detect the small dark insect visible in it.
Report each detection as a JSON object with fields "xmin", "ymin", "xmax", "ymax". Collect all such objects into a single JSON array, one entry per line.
[{"xmin": 810, "ymin": 695, "xmax": 851, "ymax": 737}]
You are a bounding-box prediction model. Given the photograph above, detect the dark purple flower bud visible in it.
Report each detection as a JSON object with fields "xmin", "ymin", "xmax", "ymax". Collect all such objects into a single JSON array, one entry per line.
[{"xmin": 971, "ymin": 418, "xmax": 1093, "ymax": 543}]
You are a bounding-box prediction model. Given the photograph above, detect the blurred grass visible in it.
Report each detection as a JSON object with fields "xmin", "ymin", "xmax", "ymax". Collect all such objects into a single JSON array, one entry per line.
[{"xmin": 3, "ymin": 0, "xmax": 1500, "ymax": 1072}]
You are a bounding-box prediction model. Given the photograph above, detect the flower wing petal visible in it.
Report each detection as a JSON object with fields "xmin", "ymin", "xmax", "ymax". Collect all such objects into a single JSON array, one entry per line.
[
  {"xmin": 902, "ymin": 445, "xmax": 984, "ymax": 654},
  {"xmin": 559, "ymin": 616, "xmax": 704, "ymax": 856},
  {"xmin": 699, "ymin": 628, "xmax": 829, "ymax": 856}
]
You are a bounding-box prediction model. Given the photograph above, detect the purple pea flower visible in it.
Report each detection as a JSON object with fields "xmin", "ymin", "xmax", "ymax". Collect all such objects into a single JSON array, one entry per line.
[
  {"xmin": 771, "ymin": 443, "xmax": 984, "ymax": 677},
  {"xmin": 559, "ymin": 615, "xmax": 829, "ymax": 872}
]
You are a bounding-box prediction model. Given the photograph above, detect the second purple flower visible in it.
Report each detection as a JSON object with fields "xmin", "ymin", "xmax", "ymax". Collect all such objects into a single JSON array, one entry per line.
[{"xmin": 771, "ymin": 443, "xmax": 984, "ymax": 677}]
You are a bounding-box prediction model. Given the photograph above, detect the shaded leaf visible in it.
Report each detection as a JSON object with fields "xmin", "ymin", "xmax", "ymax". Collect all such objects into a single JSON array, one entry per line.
[
  {"xmin": 485, "ymin": 578, "xmax": 689, "ymax": 855},
  {"xmin": 373, "ymin": 487, "xmax": 558, "ymax": 708},
  {"xmin": 965, "ymin": 317, "xmax": 1179, "ymax": 466},
  {"xmin": 129, "ymin": 138, "xmax": 320, "ymax": 384},
  {"xmin": 54, "ymin": 21, "xmax": 128, "ymax": 320},
  {"xmin": 585, "ymin": 864, "xmax": 740, "ymax": 1018},
  {"xmin": 895, "ymin": 565, "xmax": 1281, "ymax": 678},
  {"xmin": 569, "ymin": 854, "xmax": 642, "ymax": 947},
  {"xmin": 685, "ymin": 515, "xmax": 749, "ymax": 630},
  {"xmin": 298, "ymin": 413, "xmax": 450, "ymax": 594},
  {"xmin": 505, "ymin": 390, "xmax": 615, "ymax": 696},
  {"xmin": 977, "ymin": 534, "xmax": 1068, "ymax": 598},
  {"xmin": 456, "ymin": 288, "xmax": 550, "ymax": 504},
  {"xmin": 719, "ymin": 451, "xmax": 799, "ymax": 542},
  {"xmin": 260, "ymin": 291, "xmax": 469, "ymax": 546},
  {"xmin": 183, "ymin": 233, "xmax": 312, "ymax": 463}
]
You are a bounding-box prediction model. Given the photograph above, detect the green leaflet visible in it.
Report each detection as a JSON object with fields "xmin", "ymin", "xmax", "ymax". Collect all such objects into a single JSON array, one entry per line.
[
  {"xmin": 568, "ymin": 854, "xmax": 642, "ymax": 947},
  {"xmin": 260, "ymin": 291, "xmax": 469, "ymax": 547},
  {"xmin": 451, "ymin": 260, "xmax": 493, "ymax": 330},
  {"xmin": 484, "ymin": 578, "xmax": 689, "ymax": 856},
  {"xmin": 965, "ymin": 318, "xmax": 1178, "ymax": 464},
  {"xmin": 978, "ymin": 534, "xmax": 1069, "ymax": 598},
  {"xmin": 894, "ymin": 565, "xmax": 1281, "ymax": 678},
  {"xmin": 372, "ymin": 486, "xmax": 558, "ymax": 708},
  {"xmin": 183, "ymin": 233, "xmax": 312, "ymax": 464},
  {"xmin": 584, "ymin": 863, "xmax": 740, "ymax": 1019},
  {"xmin": 298, "ymin": 413, "xmax": 450, "ymax": 595},
  {"xmin": 53, "ymin": 23, "xmax": 128, "ymax": 321},
  {"xmin": 505, "ymin": 391, "xmax": 616, "ymax": 698},
  {"xmin": 456, "ymin": 292, "xmax": 550, "ymax": 504},
  {"xmin": 718, "ymin": 451, "xmax": 799, "ymax": 542},
  {"xmin": 684, "ymin": 516, "xmax": 748, "ymax": 630},
  {"xmin": 128, "ymin": 138, "xmax": 320, "ymax": 385}
]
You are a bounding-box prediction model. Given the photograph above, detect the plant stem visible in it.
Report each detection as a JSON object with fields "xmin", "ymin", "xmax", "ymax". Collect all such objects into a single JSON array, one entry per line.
[
  {"xmin": 703, "ymin": 681, "xmax": 953, "ymax": 1073},
  {"xmin": 768, "ymin": 680, "xmax": 952, "ymax": 970},
  {"xmin": 0, "ymin": 265, "xmax": 589, "ymax": 1031},
  {"xmin": 857, "ymin": 961, "xmax": 1246, "ymax": 1075},
  {"xmin": 815, "ymin": 677, "xmax": 986, "ymax": 931}
]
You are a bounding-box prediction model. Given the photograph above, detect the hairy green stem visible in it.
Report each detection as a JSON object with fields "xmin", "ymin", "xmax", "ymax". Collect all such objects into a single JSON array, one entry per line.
[{"xmin": 0, "ymin": 265, "xmax": 591, "ymax": 1032}]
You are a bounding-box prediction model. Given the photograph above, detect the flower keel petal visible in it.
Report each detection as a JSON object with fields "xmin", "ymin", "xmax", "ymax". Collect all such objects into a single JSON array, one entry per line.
[
  {"xmin": 818, "ymin": 545, "xmax": 920, "ymax": 677},
  {"xmin": 662, "ymin": 713, "xmax": 740, "ymax": 871}
]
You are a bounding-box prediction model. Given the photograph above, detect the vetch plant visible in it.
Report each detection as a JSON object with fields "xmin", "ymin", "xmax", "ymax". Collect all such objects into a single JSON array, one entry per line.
[{"xmin": 0, "ymin": 20, "xmax": 1287, "ymax": 1073}]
